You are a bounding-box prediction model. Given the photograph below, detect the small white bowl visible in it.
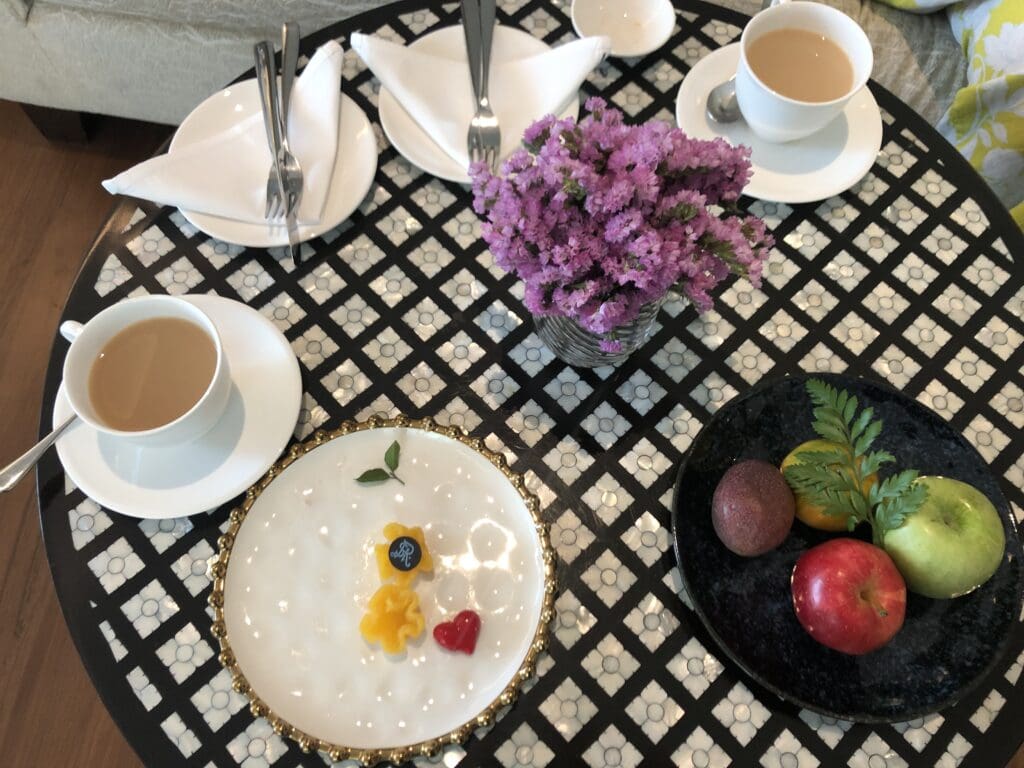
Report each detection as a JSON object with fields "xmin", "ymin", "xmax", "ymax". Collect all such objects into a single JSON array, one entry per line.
[{"xmin": 571, "ymin": 0, "xmax": 676, "ymax": 58}]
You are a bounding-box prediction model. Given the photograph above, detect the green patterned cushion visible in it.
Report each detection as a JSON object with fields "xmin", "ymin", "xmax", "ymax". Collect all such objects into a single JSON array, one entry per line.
[{"xmin": 875, "ymin": 0, "xmax": 1024, "ymax": 225}]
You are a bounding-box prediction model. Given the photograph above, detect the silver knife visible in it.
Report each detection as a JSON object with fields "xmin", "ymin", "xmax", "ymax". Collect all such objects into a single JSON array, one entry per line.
[
  {"xmin": 479, "ymin": 0, "xmax": 496, "ymax": 103},
  {"xmin": 462, "ymin": 0, "xmax": 483, "ymax": 104},
  {"xmin": 279, "ymin": 22, "xmax": 303, "ymax": 266}
]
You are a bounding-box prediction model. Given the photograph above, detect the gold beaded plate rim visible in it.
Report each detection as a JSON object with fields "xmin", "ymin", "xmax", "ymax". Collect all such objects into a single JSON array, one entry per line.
[{"xmin": 208, "ymin": 415, "xmax": 557, "ymax": 766}]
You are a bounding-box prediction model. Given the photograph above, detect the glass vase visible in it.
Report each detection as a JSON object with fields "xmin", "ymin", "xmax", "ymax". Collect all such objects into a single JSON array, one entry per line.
[{"xmin": 534, "ymin": 298, "xmax": 664, "ymax": 368}]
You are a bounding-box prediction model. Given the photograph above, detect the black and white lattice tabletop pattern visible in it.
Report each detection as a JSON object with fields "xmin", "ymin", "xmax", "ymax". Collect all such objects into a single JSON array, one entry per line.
[{"xmin": 35, "ymin": 1, "xmax": 1024, "ymax": 767}]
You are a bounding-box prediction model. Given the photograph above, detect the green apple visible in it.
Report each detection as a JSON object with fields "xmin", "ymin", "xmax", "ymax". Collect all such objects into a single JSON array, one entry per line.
[{"xmin": 882, "ymin": 476, "xmax": 1005, "ymax": 599}]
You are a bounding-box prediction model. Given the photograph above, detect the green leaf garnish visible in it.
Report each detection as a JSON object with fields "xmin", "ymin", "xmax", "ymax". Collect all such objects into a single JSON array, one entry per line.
[
  {"xmin": 384, "ymin": 441, "xmax": 400, "ymax": 472},
  {"xmin": 356, "ymin": 441, "xmax": 405, "ymax": 486},
  {"xmin": 782, "ymin": 379, "xmax": 927, "ymax": 545},
  {"xmin": 871, "ymin": 470, "xmax": 927, "ymax": 532},
  {"xmin": 356, "ymin": 468, "xmax": 391, "ymax": 484}
]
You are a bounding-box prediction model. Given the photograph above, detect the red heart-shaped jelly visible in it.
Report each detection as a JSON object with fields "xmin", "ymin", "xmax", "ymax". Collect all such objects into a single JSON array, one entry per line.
[{"xmin": 433, "ymin": 610, "xmax": 481, "ymax": 654}]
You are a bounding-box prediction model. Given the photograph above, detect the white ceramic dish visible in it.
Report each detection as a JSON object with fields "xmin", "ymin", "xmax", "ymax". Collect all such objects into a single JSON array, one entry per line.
[
  {"xmin": 171, "ymin": 85, "xmax": 377, "ymax": 247},
  {"xmin": 571, "ymin": 0, "xmax": 675, "ymax": 58},
  {"xmin": 53, "ymin": 295, "xmax": 302, "ymax": 519},
  {"xmin": 378, "ymin": 25, "xmax": 580, "ymax": 184},
  {"xmin": 213, "ymin": 421, "xmax": 554, "ymax": 764},
  {"xmin": 675, "ymin": 44, "xmax": 883, "ymax": 204}
]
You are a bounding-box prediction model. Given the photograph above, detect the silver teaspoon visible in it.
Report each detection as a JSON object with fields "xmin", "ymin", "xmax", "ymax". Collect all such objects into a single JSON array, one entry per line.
[
  {"xmin": 706, "ymin": 76, "xmax": 740, "ymax": 124},
  {"xmin": 707, "ymin": 0, "xmax": 777, "ymax": 124},
  {"xmin": 0, "ymin": 414, "xmax": 78, "ymax": 493}
]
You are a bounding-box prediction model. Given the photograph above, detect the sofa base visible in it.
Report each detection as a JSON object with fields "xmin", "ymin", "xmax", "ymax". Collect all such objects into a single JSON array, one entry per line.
[{"xmin": 20, "ymin": 103, "xmax": 90, "ymax": 142}]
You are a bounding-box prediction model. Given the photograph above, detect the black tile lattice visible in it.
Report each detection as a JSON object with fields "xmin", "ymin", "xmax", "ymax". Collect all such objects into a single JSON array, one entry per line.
[{"xmin": 35, "ymin": 1, "xmax": 1024, "ymax": 766}]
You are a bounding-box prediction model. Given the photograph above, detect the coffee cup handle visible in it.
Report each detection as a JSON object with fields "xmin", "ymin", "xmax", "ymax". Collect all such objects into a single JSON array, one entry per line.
[{"xmin": 60, "ymin": 321, "xmax": 84, "ymax": 343}]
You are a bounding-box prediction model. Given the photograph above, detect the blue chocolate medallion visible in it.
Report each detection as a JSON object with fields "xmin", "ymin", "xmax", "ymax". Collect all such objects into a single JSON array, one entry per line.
[{"xmin": 389, "ymin": 535, "xmax": 421, "ymax": 572}]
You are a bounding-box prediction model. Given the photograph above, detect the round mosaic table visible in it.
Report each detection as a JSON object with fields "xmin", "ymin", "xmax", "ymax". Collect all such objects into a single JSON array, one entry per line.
[{"xmin": 36, "ymin": 1, "xmax": 1024, "ymax": 767}]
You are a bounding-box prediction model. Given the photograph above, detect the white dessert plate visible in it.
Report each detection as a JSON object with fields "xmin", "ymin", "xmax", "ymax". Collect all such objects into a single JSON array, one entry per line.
[
  {"xmin": 378, "ymin": 25, "xmax": 580, "ymax": 184},
  {"xmin": 171, "ymin": 84, "xmax": 377, "ymax": 247},
  {"xmin": 53, "ymin": 295, "xmax": 302, "ymax": 519},
  {"xmin": 213, "ymin": 421, "xmax": 554, "ymax": 764},
  {"xmin": 675, "ymin": 44, "xmax": 883, "ymax": 204},
  {"xmin": 571, "ymin": 0, "xmax": 675, "ymax": 58}
]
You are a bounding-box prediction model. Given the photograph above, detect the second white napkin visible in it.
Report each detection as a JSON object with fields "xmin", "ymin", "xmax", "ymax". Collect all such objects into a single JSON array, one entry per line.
[
  {"xmin": 351, "ymin": 30, "xmax": 610, "ymax": 170},
  {"xmin": 103, "ymin": 41, "xmax": 344, "ymax": 225}
]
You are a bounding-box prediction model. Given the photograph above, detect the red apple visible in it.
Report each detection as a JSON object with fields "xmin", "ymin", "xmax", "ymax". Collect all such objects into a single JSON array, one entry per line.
[{"xmin": 791, "ymin": 538, "xmax": 906, "ymax": 655}]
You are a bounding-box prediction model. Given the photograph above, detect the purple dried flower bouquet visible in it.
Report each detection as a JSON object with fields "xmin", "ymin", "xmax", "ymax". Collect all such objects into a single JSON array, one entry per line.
[{"xmin": 470, "ymin": 98, "xmax": 773, "ymax": 353}]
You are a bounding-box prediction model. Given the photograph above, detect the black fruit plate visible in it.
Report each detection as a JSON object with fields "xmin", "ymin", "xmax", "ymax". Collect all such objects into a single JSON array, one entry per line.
[{"xmin": 670, "ymin": 372, "xmax": 1024, "ymax": 723}]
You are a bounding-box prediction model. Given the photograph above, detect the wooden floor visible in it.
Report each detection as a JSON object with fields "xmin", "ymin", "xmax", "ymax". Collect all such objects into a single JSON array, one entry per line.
[
  {"xmin": 0, "ymin": 97, "xmax": 1021, "ymax": 768},
  {"xmin": 0, "ymin": 100, "xmax": 166, "ymax": 768}
]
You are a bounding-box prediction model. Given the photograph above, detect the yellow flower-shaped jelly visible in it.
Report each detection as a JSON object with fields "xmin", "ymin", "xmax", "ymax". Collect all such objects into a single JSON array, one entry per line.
[
  {"xmin": 374, "ymin": 522, "xmax": 433, "ymax": 586},
  {"xmin": 358, "ymin": 584, "xmax": 425, "ymax": 654}
]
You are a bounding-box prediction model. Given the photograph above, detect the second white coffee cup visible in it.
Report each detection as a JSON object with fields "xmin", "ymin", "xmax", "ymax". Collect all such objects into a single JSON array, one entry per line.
[{"xmin": 735, "ymin": 0, "xmax": 873, "ymax": 143}]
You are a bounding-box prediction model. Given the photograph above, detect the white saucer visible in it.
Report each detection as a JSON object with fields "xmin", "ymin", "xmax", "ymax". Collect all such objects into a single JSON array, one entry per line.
[
  {"xmin": 379, "ymin": 25, "xmax": 580, "ymax": 184},
  {"xmin": 221, "ymin": 425, "xmax": 549, "ymax": 753},
  {"xmin": 675, "ymin": 44, "xmax": 883, "ymax": 204},
  {"xmin": 53, "ymin": 295, "xmax": 302, "ymax": 519},
  {"xmin": 571, "ymin": 0, "xmax": 675, "ymax": 58},
  {"xmin": 171, "ymin": 84, "xmax": 378, "ymax": 247}
]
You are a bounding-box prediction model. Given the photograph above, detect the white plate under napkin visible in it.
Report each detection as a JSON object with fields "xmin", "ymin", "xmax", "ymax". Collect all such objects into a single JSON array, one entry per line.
[
  {"xmin": 171, "ymin": 89, "xmax": 376, "ymax": 247},
  {"xmin": 355, "ymin": 26, "xmax": 609, "ymax": 183},
  {"xmin": 103, "ymin": 43, "xmax": 377, "ymax": 246}
]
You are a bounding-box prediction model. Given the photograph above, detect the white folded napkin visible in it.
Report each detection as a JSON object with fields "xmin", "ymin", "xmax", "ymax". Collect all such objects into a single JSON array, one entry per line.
[
  {"xmin": 351, "ymin": 30, "xmax": 610, "ymax": 169},
  {"xmin": 103, "ymin": 41, "xmax": 344, "ymax": 224}
]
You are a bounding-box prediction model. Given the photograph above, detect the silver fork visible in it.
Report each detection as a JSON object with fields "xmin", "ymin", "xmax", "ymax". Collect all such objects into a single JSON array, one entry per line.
[
  {"xmin": 254, "ymin": 42, "xmax": 285, "ymax": 220},
  {"xmin": 463, "ymin": 0, "xmax": 500, "ymax": 172}
]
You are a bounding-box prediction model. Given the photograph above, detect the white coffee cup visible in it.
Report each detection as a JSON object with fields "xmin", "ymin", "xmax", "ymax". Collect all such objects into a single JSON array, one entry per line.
[
  {"xmin": 735, "ymin": 0, "xmax": 873, "ymax": 143},
  {"xmin": 60, "ymin": 295, "xmax": 231, "ymax": 447}
]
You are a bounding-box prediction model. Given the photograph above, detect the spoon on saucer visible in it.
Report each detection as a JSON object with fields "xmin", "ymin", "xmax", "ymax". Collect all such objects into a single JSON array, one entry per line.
[
  {"xmin": 705, "ymin": 0, "xmax": 778, "ymax": 124},
  {"xmin": 0, "ymin": 414, "xmax": 78, "ymax": 492},
  {"xmin": 706, "ymin": 77, "xmax": 740, "ymax": 124}
]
